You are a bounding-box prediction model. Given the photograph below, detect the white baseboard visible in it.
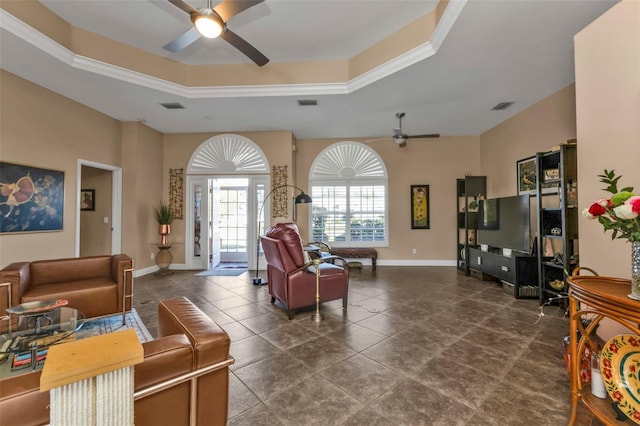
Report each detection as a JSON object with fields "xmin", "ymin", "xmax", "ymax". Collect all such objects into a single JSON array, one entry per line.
[
  {"xmin": 377, "ymin": 259, "xmax": 457, "ymax": 267},
  {"xmin": 134, "ymin": 261, "xmax": 457, "ymax": 277}
]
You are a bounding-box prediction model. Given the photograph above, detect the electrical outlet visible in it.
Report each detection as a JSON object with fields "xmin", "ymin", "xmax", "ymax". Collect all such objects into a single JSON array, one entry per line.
[
  {"xmin": 412, "ymin": 248, "xmax": 416, "ymax": 254},
  {"xmin": 150, "ymin": 252, "xmax": 155, "ymax": 260}
]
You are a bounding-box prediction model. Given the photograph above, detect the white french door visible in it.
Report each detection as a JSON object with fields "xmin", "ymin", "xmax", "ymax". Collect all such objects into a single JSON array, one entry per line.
[{"xmin": 186, "ymin": 175, "xmax": 268, "ymax": 271}]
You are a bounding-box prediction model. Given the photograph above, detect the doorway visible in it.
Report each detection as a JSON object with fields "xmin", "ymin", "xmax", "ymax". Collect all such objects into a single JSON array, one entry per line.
[
  {"xmin": 185, "ymin": 134, "xmax": 270, "ymax": 272},
  {"xmin": 188, "ymin": 176, "xmax": 267, "ymax": 271},
  {"xmin": 76, "ymin": 160, "xmax": 122, "ymax": 257}
]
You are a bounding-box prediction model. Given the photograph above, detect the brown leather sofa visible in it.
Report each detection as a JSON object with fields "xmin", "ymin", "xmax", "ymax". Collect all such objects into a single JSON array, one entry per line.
[
  {"xmin": 0, "ymin": 254, "xmax": 133, "ymax": 331},
  {"xmin": 0, "ymin": 297, "xmax": 233, "ymax": 426},
  {"xmin": 261, "ymin": 223, "xmax": 349, "ymax": 319}
]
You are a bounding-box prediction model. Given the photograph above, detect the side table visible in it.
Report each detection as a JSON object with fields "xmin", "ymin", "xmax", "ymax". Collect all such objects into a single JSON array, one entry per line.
[{"xmin": 567, "ymin": 274, "xmax": 638, "ymax": 425}]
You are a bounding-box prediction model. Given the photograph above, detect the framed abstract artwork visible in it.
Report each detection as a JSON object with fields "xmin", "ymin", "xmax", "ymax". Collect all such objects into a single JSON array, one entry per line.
[
  {"xmin": 0, "ymin": 161, "xmax": 64, "ymax": 233},
  {"xmin": 410, "ymin": 184, "xmax": 430, "ymax": 229}
]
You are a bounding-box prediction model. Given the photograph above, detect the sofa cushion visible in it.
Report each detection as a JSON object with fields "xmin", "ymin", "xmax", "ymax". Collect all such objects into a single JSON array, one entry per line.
[
  {"xmin": 265, "ymin": 223, "xmax": 305, "ymax": 267},
  {"xmin": 30, "ymin": 256, "xmax": 112, "ymax": 286},
  {"xmin": 21, "ymin": 278, "xmax": 117, "ymax": 318}
]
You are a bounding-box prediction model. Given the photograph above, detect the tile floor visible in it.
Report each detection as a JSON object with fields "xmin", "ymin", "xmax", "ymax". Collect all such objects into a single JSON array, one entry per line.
[{"xmin": 133, "ymin": 266, "xmax": 599, "ymax": 425}]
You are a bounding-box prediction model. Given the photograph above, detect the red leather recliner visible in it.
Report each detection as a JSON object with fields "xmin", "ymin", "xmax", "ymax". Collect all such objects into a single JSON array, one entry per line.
[{"xmin": 260, "ymin": 223, "xmax": 349, "ymax": 319}]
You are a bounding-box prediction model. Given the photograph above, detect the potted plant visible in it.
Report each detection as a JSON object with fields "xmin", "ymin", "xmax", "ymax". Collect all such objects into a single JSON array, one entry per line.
[{"xmin": 154, "ymin": 201, "xmax": 173, "ymax": 245}]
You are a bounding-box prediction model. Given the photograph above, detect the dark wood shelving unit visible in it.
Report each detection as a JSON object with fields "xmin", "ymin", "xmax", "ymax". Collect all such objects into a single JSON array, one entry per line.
[
  {"xmin": 456, "ymin": 176, "xmax": 486, "ymax": 275},
  {"xmin": 536, "ymin": 144, "xmax": 578, "ymax": 304}
]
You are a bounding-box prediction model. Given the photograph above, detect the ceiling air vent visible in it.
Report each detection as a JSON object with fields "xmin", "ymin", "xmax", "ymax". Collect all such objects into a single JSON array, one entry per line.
[
  {"xmin": 160, "ymin": 102, "xmax": 185, "ymax": 110},
  {"xmin": 297, "ymin": 99, "xmax": 318, "ymax": 106},
  {"xmin": 491, "ymin": 102, "xmax": 514, "ymax": 111}
]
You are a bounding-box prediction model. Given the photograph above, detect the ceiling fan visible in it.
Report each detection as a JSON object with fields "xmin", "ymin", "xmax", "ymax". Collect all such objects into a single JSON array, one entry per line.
[
  {"xmin": 164, "ymin": 0, "xmax": 269, "ymax": 66},
  {"xmin": 391, "ymin": 112, "xmax": 440, "ymax": 147}
]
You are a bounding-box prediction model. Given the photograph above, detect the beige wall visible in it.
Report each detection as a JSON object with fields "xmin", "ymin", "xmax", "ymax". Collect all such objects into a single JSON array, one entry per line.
[
  {"xmin": 0, "ymin": 70, "xmax": 121, "ymax": 265},
  {"xmin": 574, "ymin": 0, "xmax": 640, "ymax": 278},
  {"xmin": 479, "ymin": 84, "xmax": 578, "ymax": 198},
  {"xmin": 295, "ymin": 137, "xmax": 481, "ymax": 262},
  {"xmin": 121, "ymin": 122, "xmax": 164, "ymax": 270}
]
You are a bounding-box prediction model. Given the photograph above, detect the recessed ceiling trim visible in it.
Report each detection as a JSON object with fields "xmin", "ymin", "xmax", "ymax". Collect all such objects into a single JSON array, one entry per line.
[{"xmin": 0, "ymin": 3, "xmax": 465, "ymax": 99}]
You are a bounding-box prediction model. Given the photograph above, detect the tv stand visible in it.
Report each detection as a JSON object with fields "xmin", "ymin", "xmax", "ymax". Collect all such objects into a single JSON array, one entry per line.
[{"xmin": 468, "ymin": 247, "xmax": 539, "ymax": 299}]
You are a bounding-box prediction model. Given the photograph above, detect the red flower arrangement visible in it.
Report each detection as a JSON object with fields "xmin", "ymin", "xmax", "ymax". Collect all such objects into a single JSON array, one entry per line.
[{"xmin": 583, "ymin": 170, "xmax": 640, "ymax": 242}]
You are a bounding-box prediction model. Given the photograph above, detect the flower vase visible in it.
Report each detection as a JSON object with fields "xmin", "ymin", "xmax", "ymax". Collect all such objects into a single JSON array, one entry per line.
[{"xmin": 631, "ymin": 242, "xmax": 640, "ymax": 300}]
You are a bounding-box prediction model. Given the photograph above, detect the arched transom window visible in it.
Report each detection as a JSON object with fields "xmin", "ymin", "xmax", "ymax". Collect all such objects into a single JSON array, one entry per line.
[{"xmin": 309, "ymin": 142, "xmax": 388, "ymax": 247}]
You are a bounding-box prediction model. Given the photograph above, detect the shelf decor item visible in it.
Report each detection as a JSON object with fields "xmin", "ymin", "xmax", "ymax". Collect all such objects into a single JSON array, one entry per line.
[{"xmin": 582, "ymin": 169, "xmax": 640, "ymax": 299}]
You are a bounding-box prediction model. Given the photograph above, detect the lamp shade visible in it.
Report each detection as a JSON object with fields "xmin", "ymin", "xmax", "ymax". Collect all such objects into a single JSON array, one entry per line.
[{"xmin": 294, "ymin": 192, "xmax": 312, "ymax": 204}]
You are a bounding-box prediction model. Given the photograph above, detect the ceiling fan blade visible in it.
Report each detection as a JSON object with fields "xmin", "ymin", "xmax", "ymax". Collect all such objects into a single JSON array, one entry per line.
[
  {"xmin": 220, "ymin": 29, "xmax": 269, "ymax": 66},
  {"xmin": 214, "ymin": 0, "xmax": 264, "ymax": 22},
  {"xmin": 408, "ymin": 133, "xmax": 441, "ymax": 139},
  {"xmin": 163, "ymin": 26, "xmax": 201, "ymax": 52},
  {"xmin": 168, "ymin": 0, "xmax": 198, "ymax": 15}
]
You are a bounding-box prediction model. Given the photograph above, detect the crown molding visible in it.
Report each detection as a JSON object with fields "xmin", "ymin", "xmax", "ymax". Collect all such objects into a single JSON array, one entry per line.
[{"xmin": 0, "ymin": 2, "xmax": 465, "ymax": 98}]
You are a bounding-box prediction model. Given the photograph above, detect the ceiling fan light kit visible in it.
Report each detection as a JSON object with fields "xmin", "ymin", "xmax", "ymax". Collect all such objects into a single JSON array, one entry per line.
[
  {"xmin": 192, "ymin": 10, "xmax": 223, "ymax": 38},
  {"xmin": 166, "ymin": 0, "xmax": 269, "ymax": 66},
  {"xmin": 389, "ymin": 112, "xmax": 439, "ymax": 148}
]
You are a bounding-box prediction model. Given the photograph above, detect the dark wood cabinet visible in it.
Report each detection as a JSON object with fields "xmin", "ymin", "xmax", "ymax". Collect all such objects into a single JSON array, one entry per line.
[{"xmin": 468, "ymin": 247, "xmax": 539, "ymax": 299}]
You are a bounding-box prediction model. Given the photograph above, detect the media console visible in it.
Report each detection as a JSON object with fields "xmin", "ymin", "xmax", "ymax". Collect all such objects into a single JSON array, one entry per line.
[{"xmin": 468, "ymin": 247, "xmax": 539, "ymax": 299}]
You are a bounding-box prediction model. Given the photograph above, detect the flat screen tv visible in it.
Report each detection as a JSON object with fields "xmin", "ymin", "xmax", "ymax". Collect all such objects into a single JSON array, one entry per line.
[{"xmin": 476, "ymin": 194, "xmax": 530, "ymax": 253}]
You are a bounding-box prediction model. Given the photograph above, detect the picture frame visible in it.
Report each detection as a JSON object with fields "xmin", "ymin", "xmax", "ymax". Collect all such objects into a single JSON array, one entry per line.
[
  {"xmin": 0, "ymin": 161, "xmax": 65, "ymax": 233},
  {"xmin": 544, "ymin": 168, "xmax": 560, "ymax": 182},
  {"xmin": 516, "ymin": 156, "xmax": 558, "ymax": 195},
  {"xmin": 80, "ymin": 189, "xmax": 95, "ymax": 211},
  {"xmin": 516, "ymin": 156, "xmax": 537, "ymax": 195},
  {"xmin": 410, "ymin": 184, "xmax": 430, "ymax": 229}
]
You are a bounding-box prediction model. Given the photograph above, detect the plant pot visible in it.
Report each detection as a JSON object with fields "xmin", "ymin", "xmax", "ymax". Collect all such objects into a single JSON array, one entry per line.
[{"xmin": 159, "ymin": 224, "xmax": 171, "ymax": 245}]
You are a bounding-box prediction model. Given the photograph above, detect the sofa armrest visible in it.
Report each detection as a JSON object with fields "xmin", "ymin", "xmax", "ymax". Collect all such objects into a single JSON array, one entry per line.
[
  {"xmin": 0, "ymin": 262, "xmax": 31, "ymax": 312},
  {"xmin": 111, "ymin": 254, "xmax": 133, "ymax": 311},
  {"xmin": 157, "ymin": 298, "xmax": 231, "ymax": 369},
  {"xmin": 135, "ymin": 334, "xmax": 193, "ymax": 391}
]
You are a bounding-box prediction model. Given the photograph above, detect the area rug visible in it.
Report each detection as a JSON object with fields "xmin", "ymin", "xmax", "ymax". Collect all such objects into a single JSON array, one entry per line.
[
  {"xmin": 215, "ymin": 262, "xmax": 247, "ymax": 269},
  {"xmin": 195, "ymin": 268, "xmax": 247, "ymax": 277},
  {"xmin": 76, "ymin": 308, "xmax": 152, "ymax": 343}
]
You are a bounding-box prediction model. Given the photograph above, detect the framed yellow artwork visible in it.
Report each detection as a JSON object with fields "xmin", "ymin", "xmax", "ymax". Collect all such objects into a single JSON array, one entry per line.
[{"xmin": 410, "ymin": 185, "xmax": 430, "ymax": 229}]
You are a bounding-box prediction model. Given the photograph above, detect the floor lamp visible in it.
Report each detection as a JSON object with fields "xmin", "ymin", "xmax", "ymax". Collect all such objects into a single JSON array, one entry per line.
[{"xmin": 252, "ymin": 184, "xmax": 312, "ymax": 285}]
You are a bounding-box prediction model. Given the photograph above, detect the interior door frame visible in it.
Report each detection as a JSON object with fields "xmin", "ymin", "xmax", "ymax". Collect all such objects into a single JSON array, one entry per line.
[{"xmin": 75, "ymin": 159, "xmax": 122, "ymax": 257}]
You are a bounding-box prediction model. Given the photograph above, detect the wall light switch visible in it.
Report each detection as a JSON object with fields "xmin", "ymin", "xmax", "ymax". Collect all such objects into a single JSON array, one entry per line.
[{"xmin": 104, "ymin": 217, "xmax": 109, "ymax": 224}]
